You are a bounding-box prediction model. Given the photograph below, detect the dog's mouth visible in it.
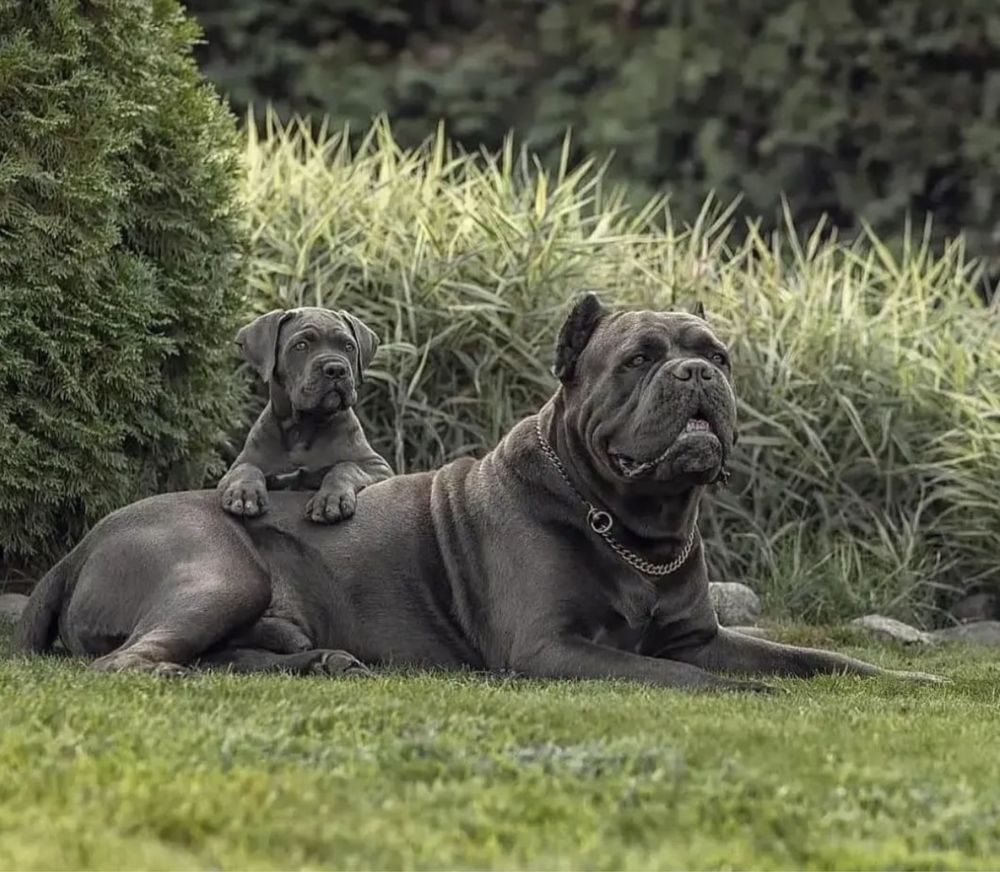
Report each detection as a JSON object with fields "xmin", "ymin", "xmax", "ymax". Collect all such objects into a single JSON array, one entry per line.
[
  {"xmin": 323, "ymin": 383, "xmax": 357, "ymax": 411},
  {"xmin": 296, "ymin": 381, "xmax": 356, "ymax": 413},
  {"xmin": 609, "ymin": 417, "xmax": 718, "ymax": 479}
]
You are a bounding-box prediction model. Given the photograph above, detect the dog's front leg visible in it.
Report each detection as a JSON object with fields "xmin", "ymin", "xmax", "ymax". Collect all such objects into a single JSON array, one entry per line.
[
  {"xmin": 218, "ymin": 413, "xmax": 284, "ymax": 517},
  {"xmin": 218, "ymin": 461, "xmax": 269, "ymax": 518},
  {"xmin": 513, "ymin": 636, "xmax": 779, "ymax": 693},
  {"xmin": 672, "ymin": 627, "xmax": 946, "ymax": 684},
  {"xmin": 305, "ymin": 456, "xmax": 393, "ymax": 524}
]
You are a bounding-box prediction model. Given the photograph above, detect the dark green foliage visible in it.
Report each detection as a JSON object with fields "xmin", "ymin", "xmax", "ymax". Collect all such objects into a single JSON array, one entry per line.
[
  {"xmin": 188, "ymin": 0, "xmax": 1000, "ymax": 273},
  {"xmin": 0, "ymin": 0, "xmax": 246, "ymax": 570}
]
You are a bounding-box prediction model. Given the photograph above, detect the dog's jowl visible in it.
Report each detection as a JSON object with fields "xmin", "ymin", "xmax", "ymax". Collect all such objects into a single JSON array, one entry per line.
[{"xmin": 217, "ymin": 307, "xmax": 393, "ymax": 524}]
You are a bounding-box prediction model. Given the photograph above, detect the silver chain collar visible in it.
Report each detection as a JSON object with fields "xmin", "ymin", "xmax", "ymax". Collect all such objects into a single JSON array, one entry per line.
[{"xmin": 534, "ymin": 418, "xmax": 697, "ymax": 577}]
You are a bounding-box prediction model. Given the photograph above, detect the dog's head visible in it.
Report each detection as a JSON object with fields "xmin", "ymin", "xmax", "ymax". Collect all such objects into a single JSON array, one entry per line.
[
  {"xmin": 236, "ymin": 307, "xmax": 379, "ymax": 416},
  {"xmin": 553, "ymin": 292, "xmax": 736, "ymax": 494}
]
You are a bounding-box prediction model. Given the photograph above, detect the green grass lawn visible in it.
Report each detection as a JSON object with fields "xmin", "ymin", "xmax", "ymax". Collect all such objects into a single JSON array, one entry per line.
[{"xmin": 1, "ymin": 622, "xmax": 999, "ymax": 871}]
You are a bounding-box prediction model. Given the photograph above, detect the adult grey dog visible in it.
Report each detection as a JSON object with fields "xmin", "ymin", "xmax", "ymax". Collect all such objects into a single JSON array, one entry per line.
[
  {"xmin": 16, "ymin": 294, "xmax": 942, "ymax": 690},
  {"xmin": 218, "ymin": 307, "xmax": 393, "ymax": 524}
]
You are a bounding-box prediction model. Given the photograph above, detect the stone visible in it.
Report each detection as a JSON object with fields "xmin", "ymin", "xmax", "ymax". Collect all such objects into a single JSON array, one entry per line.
[
  {"xmin": 0, "ymin": 593, "xmax": 29, "ymax": 624},
  {"xmin": 932, "ymin": 620, "xmax": 1000, "ymax": 646},
  {"xmin": 708, "ymin": 582, "xmax": 762, "ymax": 627},
  {"xmin": 849, "ymin": 614, "xmax": 934, "ymax": 645},
  {"xmin": 949, "ymin": 592, "xmax": 998, "ymax": 624}
]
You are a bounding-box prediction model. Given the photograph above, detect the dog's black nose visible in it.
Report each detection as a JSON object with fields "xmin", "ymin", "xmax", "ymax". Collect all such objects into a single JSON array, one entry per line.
[
  {"xmin": 322, "ymin": 360, "xmax": 348, "ymax": 380},
  {"xmin": 673, "ymin": 359, "xmax": 713, "ymax": 381}
]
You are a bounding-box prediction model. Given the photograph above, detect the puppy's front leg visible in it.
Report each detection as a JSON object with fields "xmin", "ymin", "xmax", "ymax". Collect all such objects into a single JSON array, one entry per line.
[
  {"xmin": 673, "ymin": 627, "xmax": 946, "ymax": 684},
  {"xmin": 218, "ymin": 413, "xmax": 285, "ymax": 518},
  {"xmin": 218, "ymin": 461, "xmax": 269, "ymax": 518},
  {"xmin": 305, "ymin": 455, "xmax": 393, "ymax": 524}
]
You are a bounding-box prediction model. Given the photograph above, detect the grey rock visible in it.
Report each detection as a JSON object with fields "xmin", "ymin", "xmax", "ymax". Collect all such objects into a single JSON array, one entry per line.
[
  {"xmin": 932, "ymin": 620, "xmax": 1000, "ymax": 646},
  {"xmin": 950, "ymin": 592, "xmax": 998, "ymax": 624},
  {"xmin": 0, "ymin": 593, "xmax": 29, "ymax": 624},
  {"xmin": 849, "ymin": 614, "xmax": 934, "ymax": 645},
  {"xmin": 708, "ymin": 582, "xmax": 761, "ymax": 627}
]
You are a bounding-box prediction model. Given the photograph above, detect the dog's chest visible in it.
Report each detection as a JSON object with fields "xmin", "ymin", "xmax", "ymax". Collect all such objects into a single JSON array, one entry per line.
[
  {"xmin": 287, "ymin": 443, "xmax": 322, "ymax": 468},
  {"xmin": 591, "ymin": 573, "xmax": 660, "ymax": 652},
  {"xmin": 261, "ymin": 433, "xmax": 334, "ymax": 490},
  {"xmin": 283, "ymin": 426, "xmax": 332, "ymax": 470}
]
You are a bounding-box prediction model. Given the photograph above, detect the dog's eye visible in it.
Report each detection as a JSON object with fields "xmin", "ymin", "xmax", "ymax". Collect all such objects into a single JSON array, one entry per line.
[
  {"xmin": 293, "ymin": 340, "xmax": 308, "ymax": 351},
  {"xmin": 624, "ymin": 354, "xmax": 649, "ymax": 368},
  {"xmin": 344, "ymin": 342, "xmax": 355, "ymax": 354},
  {"xmin": 710, "ymin": 352, "xmax": 728, "ymax": 367}
]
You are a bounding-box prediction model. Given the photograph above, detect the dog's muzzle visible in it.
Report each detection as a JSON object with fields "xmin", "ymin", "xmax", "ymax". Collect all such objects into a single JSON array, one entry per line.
[
  {"xmin": 609, "ymin": 417, "xmax": 719, "ymax": 479},
  {"xmin": 318, "ymin": 356, "xmax": 350, "ymax": 382}
]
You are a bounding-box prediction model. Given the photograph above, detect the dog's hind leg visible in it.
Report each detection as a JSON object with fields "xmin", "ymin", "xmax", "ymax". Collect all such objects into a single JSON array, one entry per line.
[
  {"xmin": 195, "ymin": 646, "xmax": 371, "ymax": 676},
  {"xmin": 228, "ymin": 615, "xmax": 314, "ymax": 653},
  {"xmin": 86, "ymin": 564, "xmax": 272, "ymax": 677},
  {"xmin": 194, "ymin": 613, "xmax": 370, "ymax": 676}
]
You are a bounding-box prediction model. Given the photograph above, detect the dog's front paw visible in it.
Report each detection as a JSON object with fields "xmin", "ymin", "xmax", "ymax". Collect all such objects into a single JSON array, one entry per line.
[
  {"xmin": 305, "ymin": 487, "xmax": 356, "ymax": 524},
  {"xmin": 220, "ymin": 480, "xmax": 269, "ymax": 518},
  {"xmin": 888, "ymin": 669, "xmax": 952, "ymax": 685}
]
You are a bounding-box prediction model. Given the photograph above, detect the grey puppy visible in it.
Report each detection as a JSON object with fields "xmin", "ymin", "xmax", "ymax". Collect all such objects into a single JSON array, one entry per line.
[
  {"xmin": 16, "ymin": 293, "xmax": 943, "ymax": 690},
  {"xmin": 218, "ymin": 307, "xmax": 393, "ymax": 524}
]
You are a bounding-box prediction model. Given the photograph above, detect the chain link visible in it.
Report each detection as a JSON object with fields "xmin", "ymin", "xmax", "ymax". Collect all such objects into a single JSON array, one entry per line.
[{"xmin": 534, "ymin": 419, "xmax": 697, "ymax": 577}]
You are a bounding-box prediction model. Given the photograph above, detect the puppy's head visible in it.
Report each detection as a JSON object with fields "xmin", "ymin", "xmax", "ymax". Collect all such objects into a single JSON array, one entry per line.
[
  {"xmin": 236, "ymin": 307, "xmax": 380, "ymax": 416},
  {"xmin": 553, "ymin": 292, "xmax": 737, "ymax": 494}
]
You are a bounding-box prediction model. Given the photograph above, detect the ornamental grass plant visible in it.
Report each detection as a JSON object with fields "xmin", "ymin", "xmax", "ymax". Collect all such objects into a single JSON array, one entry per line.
[{"xmin": 242, "ymin": 114, "xmax": 999, "ymax": 625}]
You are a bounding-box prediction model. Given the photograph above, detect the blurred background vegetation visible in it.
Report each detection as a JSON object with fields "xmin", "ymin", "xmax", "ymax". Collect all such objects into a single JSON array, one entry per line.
[{"xmin": 186, "ymin": 0, "xmax": 1000, "ymax": 284}]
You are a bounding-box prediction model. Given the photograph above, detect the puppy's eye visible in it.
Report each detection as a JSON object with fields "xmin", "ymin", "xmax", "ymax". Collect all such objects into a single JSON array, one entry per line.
[
  {"xmin": 293, "ymin": 340, "xmax": 308, "ymax": 351},
  {"xmin": 625, "ymin": 353, "xmax": 649, "ymax": 368},
  {"xmin": 344, "ymin": 342, "xmax": 355, "ymax": 354},
  {"xmin": 710, "ymin": 351, "xmax": 728, "ymax": 367}
]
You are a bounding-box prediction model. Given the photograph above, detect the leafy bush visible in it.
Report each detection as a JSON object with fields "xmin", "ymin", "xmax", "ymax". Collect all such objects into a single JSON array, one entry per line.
[
  {"xmin": 188, "ymin": 0, "xmax": 1000, "ymax": 275},
  {"xmin": 0, "ymin": 0, "xmax": 246, "ymax": 571},
  {"xmin": 243, "ymin": 115, "xmax": 999, "ymax": 626}
]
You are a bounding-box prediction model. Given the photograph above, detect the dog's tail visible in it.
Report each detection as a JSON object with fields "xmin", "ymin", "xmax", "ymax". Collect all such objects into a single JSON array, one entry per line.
[{"xmin": 14, "ymin": 553, "xmax": 73, "ymax": 654}]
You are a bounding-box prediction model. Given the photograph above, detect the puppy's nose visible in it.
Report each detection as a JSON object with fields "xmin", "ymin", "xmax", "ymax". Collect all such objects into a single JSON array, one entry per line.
[
  {"xmin": 322, "ymin": 360, "xmax": 348, "ymax": 380},
  {"xmin": 673, "ymin": 359, "xmax": 713, "ymax": 382}
]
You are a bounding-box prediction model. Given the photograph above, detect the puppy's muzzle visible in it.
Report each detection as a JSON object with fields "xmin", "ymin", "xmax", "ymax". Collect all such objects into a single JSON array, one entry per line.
[{"xmin": 320, "ymin": 357, "xmax": 349, "ymax": 381}]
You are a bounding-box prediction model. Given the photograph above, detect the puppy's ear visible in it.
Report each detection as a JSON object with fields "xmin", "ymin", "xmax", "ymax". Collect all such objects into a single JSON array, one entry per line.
[
  {"xmin": 553, "ymin": 291, "xmax": 606, "ymax": 383},
  {"xmin": 691, "ymin": 300, "xmax": 707, "ymax": 321},
  {"xmin": 235, "ymin": 310, "xmax": 292, "ymax": 383},
  {"xmin": 340, "ymin": 311, "xmax": 380, "ymax": 378}
]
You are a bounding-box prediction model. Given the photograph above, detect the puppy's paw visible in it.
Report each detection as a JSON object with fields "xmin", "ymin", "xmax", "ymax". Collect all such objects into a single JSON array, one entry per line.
[
  {"xmin": 221, "ymin": 480, "xmax": 269, "ymax": 518},
  {"xmin": 305, "ymin": 487, "xmax": 356, "ymax": 524}
]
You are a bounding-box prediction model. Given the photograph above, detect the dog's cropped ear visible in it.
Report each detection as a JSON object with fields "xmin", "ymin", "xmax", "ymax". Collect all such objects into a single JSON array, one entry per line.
[
  {"xmin": 340, "ymin": 311, "xmax": 380, "ymax": 378},
  {"xmin": 691, "ymin": 300, "xmax": 707, "ymax": 321},
  {"xmin": 235, "ymin": 310, "xmax": 293, "ymax": 383},
  {"xmin": 553, "ymin": 291, "xmax": 606, "ymax": 383}
]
